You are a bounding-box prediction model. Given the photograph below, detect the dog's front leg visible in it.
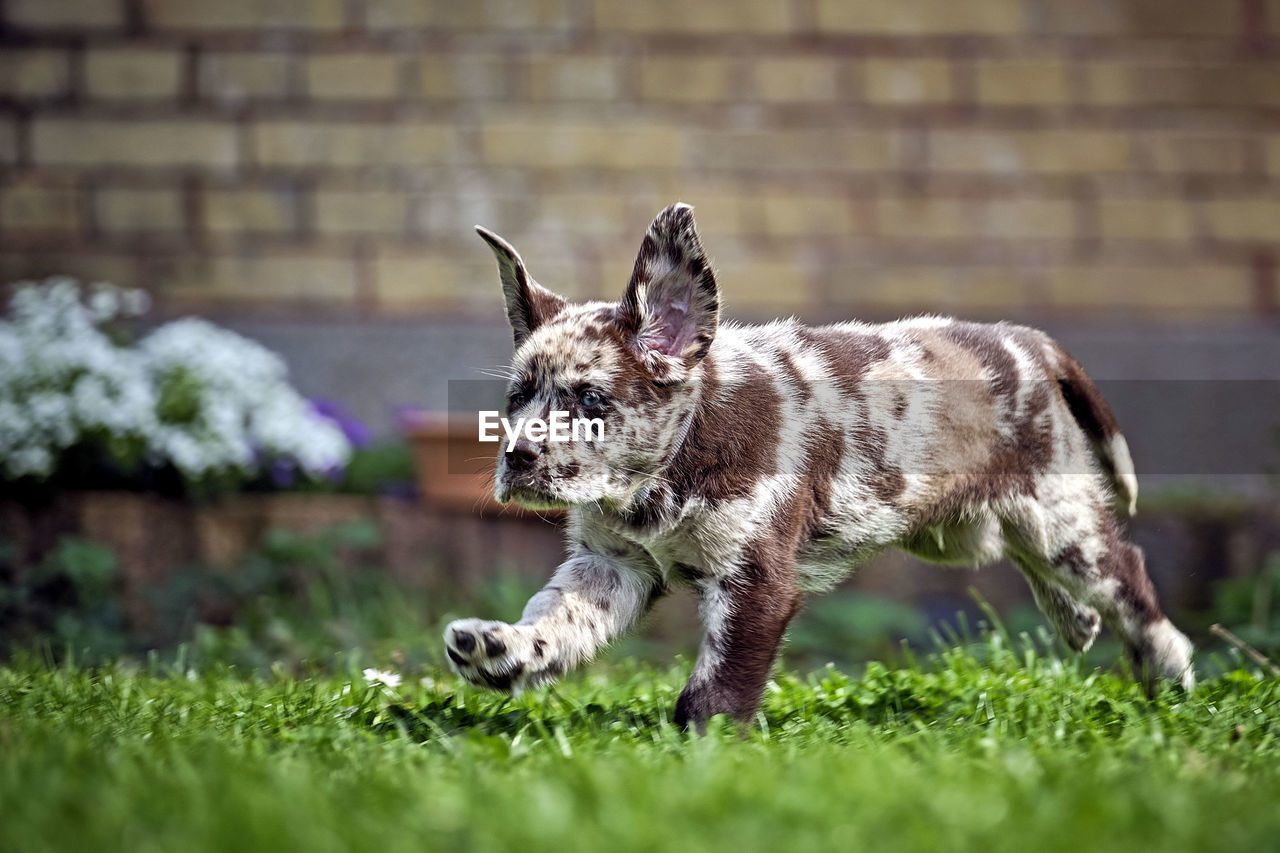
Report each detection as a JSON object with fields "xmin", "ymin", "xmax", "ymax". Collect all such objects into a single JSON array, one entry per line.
[
  {"xmin": 675, "ymin": 568, "xmax": 802, "ymax": 732},
  {"xmin": 444, "ymin": 551, "xmax": 660, "ymax": 694}
]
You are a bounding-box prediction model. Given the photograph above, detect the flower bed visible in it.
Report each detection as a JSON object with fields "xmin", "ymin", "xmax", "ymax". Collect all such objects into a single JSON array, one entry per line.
[{"xmin": 0, "ymin": 278, "xmax": 350, "ymax": 495}]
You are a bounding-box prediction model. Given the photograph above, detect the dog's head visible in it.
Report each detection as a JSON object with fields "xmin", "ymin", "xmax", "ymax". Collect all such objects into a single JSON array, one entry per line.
[{"xmin": 478, "ymin": 203, "xmax": 720, "ymax": 510}]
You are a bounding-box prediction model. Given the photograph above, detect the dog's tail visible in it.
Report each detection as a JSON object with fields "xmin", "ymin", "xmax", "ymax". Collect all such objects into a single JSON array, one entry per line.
[{"xmin": 1053, "ymin": 347, "xmax": 1138, "ymax": 517}]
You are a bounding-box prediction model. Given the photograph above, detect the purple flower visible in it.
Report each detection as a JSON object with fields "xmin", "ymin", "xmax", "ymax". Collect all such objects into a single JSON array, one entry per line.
[
  {"xmin": 310, "ymin": 398, "xmax": 372, "ymax": 448},
  {"xmin": 394, "ymin": 405, "xmax": 430, "ymax": 431},
  {"xmin": 269, "ymin": 458, "xmax": 297, "ymax": 488}
]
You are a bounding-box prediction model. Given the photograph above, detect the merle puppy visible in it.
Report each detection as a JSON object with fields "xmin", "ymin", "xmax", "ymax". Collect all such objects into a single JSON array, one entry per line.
[{"xmin": 444, "ymin": 203, "xmax": 1194, "ymax": 729}]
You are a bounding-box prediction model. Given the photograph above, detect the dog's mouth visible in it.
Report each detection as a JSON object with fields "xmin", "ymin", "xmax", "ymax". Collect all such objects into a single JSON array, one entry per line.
[{"xmin": 496, "ymin": 479, "xmax": 571, "ymax": 510}]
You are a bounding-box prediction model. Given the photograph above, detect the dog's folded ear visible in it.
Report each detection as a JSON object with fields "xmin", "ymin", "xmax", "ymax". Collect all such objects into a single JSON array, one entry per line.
[
  {"xmin": 476, "ymin": 226, "xmax": 566, "ymax": 348},
  {"xmin": 618, "ymin": 203, "xmax": 720, "ymax": 379}
]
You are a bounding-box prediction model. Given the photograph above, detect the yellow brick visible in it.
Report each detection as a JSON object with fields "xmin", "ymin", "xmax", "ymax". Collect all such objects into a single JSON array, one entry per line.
[
  {"xmin": 8, "ymin": 0, "xmax": 123, "ymax": 28},
  {"xmin": 204, "ymin": 188, "xmax": 297, "ymax": 233},
  {"xmin": 365, "ymin": 0, "xmax": 570, "ymax": 30},
  {"xmin": 95, "ymin": 189, "xmax": 184, "ymax": 232},
  {"xmin": 253, "ymin": 121, "xmax": 456, "ymax": 167},
  {"xmin": 816, "ymin": 0, "xmax": 1022, "ymax": 34},
  {"xmin": 315, "ymin": 191, "xmax": 409, "ymax": 234},
  {"xmin": 0, "ymin": 121, "xmax": 16, "ymax": 164},
  {"xmin": 1146, "ymin": 133, "xmax": 1252, "ymax": 175},
  {"xmin": 1098, "ymin": 199, "xmax": 1194, "ymax": 241},
  {"xmin": 1083, "ymin": 63, "xmax": 1127, "ymax": 106},
  {"xmin": 983, "ymin": 199, "xmax": 1075, "ymax": 239},
  {"xmin": 640, "ymin": 57, "xmax": 733, "ymax": 102},
  {"xmin": 879, "ymin": 196, "xmax": 1074, "ymax": 240},
  {"xmin": 0, "ymin": 252, "xmax": 138, "ymax": 287},
  {"xmin": 537, "ymin": 192, "xmax": 628, "ymax": 236},
  {"xmin": 929, "ymin": 130, "xmax": 1133, "ymax": 174},
  {"xmin": 527, "ymin": 56, "xmax": 621, "ymax": 101},
  {"xmin": 167, "ymin": 253, "xmax": 357, "ymax": 302},
  {"xmin": 1029, "ymin": 0, "xmax": 1242, "ymax": 36},
  {"xmin": 630, "ymin": 184, "xmax": 750, "ymax": 236},
  {"xmin": 716, "ymin": 258, "xmax": 813, "ymax": 314},
  {"xmin": 833, "ymin": 267, "xmax": 1032, "ymax": 314},
  {"xmin": 843, "ymin": 268, "xmax": 947, "ymax": 310},
  {"xmin": 509, "ymin": 249, "xmax": 592, "ymax": 299},
  {"xmin": 976, "ymin": 60, "xmax": 1071, "ymax": 106},
  {"xmin": 760, "ymin": 192, "xmax": 856, "ymax": 235},
  {"xmin": 864, "ymin": 59, "xmax": 951, "ymax": 104},
  {"xmin": 86, "ymin": 50, "xmax": 183, "ymax": 99},
  {"xmin": 482, "ymin": 120, "xmax": 684, "ymax": 168},
  {"xmin": 305, "ymin": 55, "xmax": 401, "ymax": 100},
  {"xmin": 1204, "ymin": 200, "xmax": 1280, "ymax": 242},
  {"xmin": 601, "ymin": 224, "xmax": 747, "ymax": 290},
  {"xmin": 374, "ymin": 248, "xmax": 507, "ymax": 308},
  {"xmin": 1268, "ymin": 138, "xmax": 1280, "ymax": 176},
  {"xmin": 1087, "ymin": 62, "xmax": 1280, "ymax": 109},
  {"xmin": 420, "ymin": 55, "xmax": 507, "ymax": 99},
  {"xmin": 200, "ymin": 53, "xmax": 292, "ymax": 100},
  {"xmin": 677, "ymin": 193, "xmax": 749, "ymax": 235},
  {"xmin": 0, "ymin": 50, "xmax": 71, "ymax": 98},
  {"xmin": 877, "ymin": 197, "xmax": 971, "ymax": 239},
  {"xmin": 33, "ymin": 120, "xmax": 237, "ymax": 169},
  {"xmin": 142, "ymin": 0, "xmax": 345, "ymax": 29},
  {"xmin": 594, "ymin": 0, "xmax": 790, "ymax": 33},
  {"xmin": 694, "ymin": 129, "xmax": 899, "ymax": 172},
  {"xmin": 755, "ymin": 58, "xmax": 840, "ymax": 102},
  {"xmin": 600, "ymin": 257, "xmax": 644, "ymax": 297},
  {"xmin": 949, "ymin": 269, "xmax": 1032, "ymax": 309},
  {"xmin": 1047, "ymin": 266, "xmax": 1252, "ymax": 313},
  {"xmin": 1084, "ymin": 63, "xmax": 1132, "ymax": 106},
  {"xmin": 0, "ymin": 181, "xmax": 78, "ymax": 230}
]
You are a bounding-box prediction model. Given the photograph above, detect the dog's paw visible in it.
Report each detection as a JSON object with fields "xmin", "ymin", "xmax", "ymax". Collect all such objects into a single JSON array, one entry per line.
[{"xmin": 444, "ymin": 618, "xmax": 561, "ymax": 693}]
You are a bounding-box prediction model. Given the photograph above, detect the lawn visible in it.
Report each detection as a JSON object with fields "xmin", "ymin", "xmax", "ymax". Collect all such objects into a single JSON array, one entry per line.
[{"xmin": 2, "ymin": 632, "xmax": 1277, "ymax": 853}]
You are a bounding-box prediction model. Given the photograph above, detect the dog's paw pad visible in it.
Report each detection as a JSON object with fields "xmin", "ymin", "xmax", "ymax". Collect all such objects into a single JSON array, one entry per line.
[
  {"xmin": 452, "ymin": 630, "xmax": 476, "ymax": 655},
  {"xmin": 443, "ymin": 619, "xmax": 530, "ymax": 693},
  {"xmin": 481, "ymin": 631, "xmax": 506, "ymax": 658}
]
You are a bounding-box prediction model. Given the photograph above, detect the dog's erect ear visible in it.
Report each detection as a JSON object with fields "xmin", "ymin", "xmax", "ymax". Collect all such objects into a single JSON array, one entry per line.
[
  {"xmin": 476, "ymin": 226, "xmax": 566, "ymax": 348},
  {"xmin": 618, "ymin": 203, "xmax": 720, "ymax": 378}
]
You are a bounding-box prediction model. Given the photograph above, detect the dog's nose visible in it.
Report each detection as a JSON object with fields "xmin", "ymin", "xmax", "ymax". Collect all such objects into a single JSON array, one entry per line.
[{"xmin": 507, "ymin": 438, "xmax": 542, "ymax": 470}]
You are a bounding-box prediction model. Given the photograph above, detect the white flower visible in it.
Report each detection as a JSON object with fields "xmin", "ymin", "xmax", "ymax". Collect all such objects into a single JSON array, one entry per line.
[
  {"xmin": 87, "ymin": 286, "xmax": 120, "ymax": 322},
  {"xmin": 120, "ymin": 288, "xmax": 151, "ymax": 317},
  {"xmin": 0, "ymin": 277, "xmax": 352, "ymax": 485},
  {"xmin": 362, "ymin": 668, "xmax": 402, "ymax": 688}
]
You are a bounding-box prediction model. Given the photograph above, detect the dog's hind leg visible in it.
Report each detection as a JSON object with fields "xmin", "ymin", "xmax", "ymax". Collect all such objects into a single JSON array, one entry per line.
[
  {"xmin": 1018, "ymin": 567, "xmax": 1102, "ymax": 653},
  {"xmin": 1000, "ymin": 492, "xmax": 1194, "ymax": 693},
  {"xmin": 1092, "ymin": 537, "xmax": 1195, "ymax": 693}
]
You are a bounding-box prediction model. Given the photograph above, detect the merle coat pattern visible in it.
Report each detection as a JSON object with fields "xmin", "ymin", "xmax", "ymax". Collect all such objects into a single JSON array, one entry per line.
[{"xmin": 445, "ymin": 203, "xmax": 1194, "ymax": 730}]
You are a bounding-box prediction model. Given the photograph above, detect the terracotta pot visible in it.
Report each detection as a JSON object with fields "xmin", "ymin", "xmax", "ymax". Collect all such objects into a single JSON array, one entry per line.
[{"xmin": 401, "ymin": 411, "xmax": 556, "ymax": 518}]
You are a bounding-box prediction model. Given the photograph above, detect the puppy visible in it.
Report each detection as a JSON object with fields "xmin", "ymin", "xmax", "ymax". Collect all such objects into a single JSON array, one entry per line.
[{"xmin": 444, "ymin": 203, "xmax": 1194, "ymax": 730}]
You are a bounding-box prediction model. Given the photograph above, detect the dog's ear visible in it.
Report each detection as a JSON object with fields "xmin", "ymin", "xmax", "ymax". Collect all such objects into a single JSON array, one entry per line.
[
  {"xmin": 618, "ymin": 203, "xmax": 720, "ymax": 379},
  {"xmin": 476, "ymin": 226, "xmax": 566, "ymax": 348}
]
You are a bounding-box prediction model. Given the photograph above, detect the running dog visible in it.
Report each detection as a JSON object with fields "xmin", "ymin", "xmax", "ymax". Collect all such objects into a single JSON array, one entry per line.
[{"xmin": 444, "ymin": 203, "xmax": 1194, "ymax": 730}]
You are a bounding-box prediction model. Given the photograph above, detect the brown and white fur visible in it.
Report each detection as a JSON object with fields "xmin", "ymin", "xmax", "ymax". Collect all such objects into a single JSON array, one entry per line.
[{"xmin": 444, "ymin": 203, "xmax": 1194, "ymax": 730}]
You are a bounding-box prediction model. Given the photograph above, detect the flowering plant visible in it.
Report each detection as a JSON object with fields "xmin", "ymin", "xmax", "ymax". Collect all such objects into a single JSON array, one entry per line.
[{"xmin": 0, "ymin": 278, "xmax": 352, "ymax": 493}]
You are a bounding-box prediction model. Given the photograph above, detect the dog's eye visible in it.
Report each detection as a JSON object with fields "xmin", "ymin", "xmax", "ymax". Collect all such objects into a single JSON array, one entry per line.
[
  {"xmin": 507, "ymin": 389, "xmax": 530, "ymax": 411},
  {"xmin": 578, "ymin": 388, "xmax": 607, "ymax": 410}
]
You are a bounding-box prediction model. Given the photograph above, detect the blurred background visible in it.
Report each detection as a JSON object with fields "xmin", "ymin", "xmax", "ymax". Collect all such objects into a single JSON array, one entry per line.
[{"xmin": 1, "ymin": 0, "xmax": 1278, "ymax": 675}]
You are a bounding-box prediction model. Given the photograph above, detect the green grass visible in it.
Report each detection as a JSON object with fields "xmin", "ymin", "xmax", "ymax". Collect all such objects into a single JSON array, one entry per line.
[{"xmin": 2, "ymin": 634, "xmax": 1278, "ymax": 853}]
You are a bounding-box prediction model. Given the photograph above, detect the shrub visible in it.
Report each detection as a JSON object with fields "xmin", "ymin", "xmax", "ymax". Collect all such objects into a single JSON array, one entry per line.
[{"xmin": 0, "ymin": 278, "xmax": 351, "ymax": 494}]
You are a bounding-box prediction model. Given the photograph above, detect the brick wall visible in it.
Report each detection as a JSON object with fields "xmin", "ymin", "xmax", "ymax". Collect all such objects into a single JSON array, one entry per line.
[{"xmin": 2, "ymin": 0, "xmax": 1279, "ymax": 323}]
